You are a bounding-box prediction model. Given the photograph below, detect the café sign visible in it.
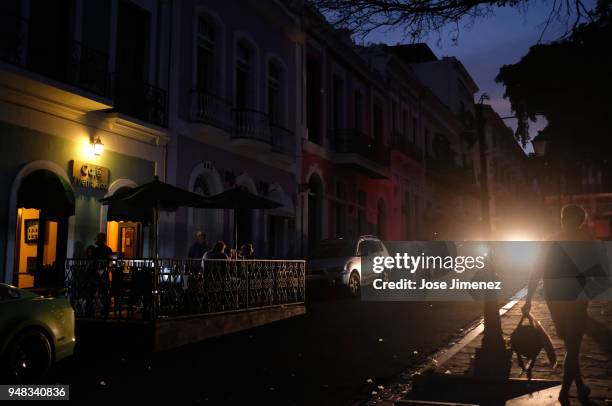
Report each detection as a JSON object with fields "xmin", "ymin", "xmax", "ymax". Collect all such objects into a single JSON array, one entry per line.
[{"xmin": 70, "ymin": 160, "xmax": 110, "ymax": 190}]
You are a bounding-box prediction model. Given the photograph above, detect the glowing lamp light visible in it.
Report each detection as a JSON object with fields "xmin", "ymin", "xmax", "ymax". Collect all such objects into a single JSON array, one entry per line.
[{"xmin": 90, "ymin": 136, "xmax": 104, "ymax": 156}]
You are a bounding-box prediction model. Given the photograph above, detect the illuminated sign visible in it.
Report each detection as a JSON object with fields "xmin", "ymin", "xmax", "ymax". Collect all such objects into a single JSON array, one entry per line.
[{"xmin": 70, "ymin": 160, "xmax": 110, "ymax": 190}]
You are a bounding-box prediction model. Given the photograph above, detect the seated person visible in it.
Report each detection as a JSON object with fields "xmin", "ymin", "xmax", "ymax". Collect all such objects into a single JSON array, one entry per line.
[
  {"xmin": 203, "ymin": 241, "xmax": 229, "ymax": 260},
  {"xmin": 238, "ymin": 243, "xmax": 255, "ymax": 259}
]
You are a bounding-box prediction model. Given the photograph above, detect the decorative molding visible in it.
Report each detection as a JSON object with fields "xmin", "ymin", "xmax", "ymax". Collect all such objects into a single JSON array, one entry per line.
[{"xmin": 105, "ymin": 113, "xmax": 170, "ymax": 145}]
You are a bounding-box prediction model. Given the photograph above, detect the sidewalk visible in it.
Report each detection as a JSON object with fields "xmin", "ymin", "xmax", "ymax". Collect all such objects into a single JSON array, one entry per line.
[{"xmin": 368, "ymin": 293, "xmax": 612, "ymax": 405}]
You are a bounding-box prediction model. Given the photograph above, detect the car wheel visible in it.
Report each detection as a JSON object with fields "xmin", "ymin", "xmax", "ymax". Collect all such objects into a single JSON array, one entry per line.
[
  {"xmin": 348, "ymin": 271, "xmax": 361, "ymax": 297},
  {"xmin": 6, "ymin": 330, "xmax": 53, "ymax": 383}
]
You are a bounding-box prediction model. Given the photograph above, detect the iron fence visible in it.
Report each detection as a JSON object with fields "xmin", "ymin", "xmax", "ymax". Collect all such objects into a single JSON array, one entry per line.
[{"xmin": 64, "ymin": 258, "xmax": 305, "ymax": 321}]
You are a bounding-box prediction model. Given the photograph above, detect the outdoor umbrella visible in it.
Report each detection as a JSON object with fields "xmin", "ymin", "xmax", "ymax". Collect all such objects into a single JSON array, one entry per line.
[
  {"xmin": 99, "ymin": 176, "xmax": 210, "ymax": 258},
  {"xmin": 204, "ymin": 186, "xmax": 282, "ymax": 249}
]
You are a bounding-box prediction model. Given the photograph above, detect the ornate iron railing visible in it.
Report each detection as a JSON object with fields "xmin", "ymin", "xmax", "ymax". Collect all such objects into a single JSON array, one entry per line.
[
  {"xmin": 190, "ymin": 89, "xmax": 232, "ymax": 130},
  {"xmin": 232, "ymin": 108, "xmax": 272, "ymax": 143},
  {"xmin": 392, "ymin": 132, "xmax": 423, "ymax": 162},
  {"xmin": 112, "ymin": 73, "xmax": 168, "ymax": 127},
  {"xmin": 64, "ymin": 258, "xmax": 305, "ymax": 321},
  {"xmin": 0, "ymin": 12, "xmax": 111, "ymax": 98},
  {"xmin": 332, "ymin": 128, "xmax": 390, "ymax": 165}
]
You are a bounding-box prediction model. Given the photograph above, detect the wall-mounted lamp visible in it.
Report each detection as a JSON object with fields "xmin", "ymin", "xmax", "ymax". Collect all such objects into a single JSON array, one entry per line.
[{"xmin": 90, "ymin": 136, "xmax": 104, "ymax": 156}]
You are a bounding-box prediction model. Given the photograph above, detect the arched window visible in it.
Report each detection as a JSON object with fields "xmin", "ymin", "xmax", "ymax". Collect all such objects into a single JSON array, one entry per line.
[
  {"xmin": 196, "ymin": 13, "xmax": 222, "ymax": 95},
  {"xmin": 267, "ymin": 58, "xmax": 286, "ymax": 126},
  {"xmin": 235, "ymin": 38, "xmax": 257, "ymax": 109}
]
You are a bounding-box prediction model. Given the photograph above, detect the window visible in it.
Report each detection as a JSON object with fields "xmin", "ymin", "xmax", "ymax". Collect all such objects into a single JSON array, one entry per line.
[
  {"xmin": 235, "ymin": 40, "xmax": 255, "ymax": 108},
  {"xmin": 306, "ymin": 53, "xmax": 322, "ymax": 144},
  {"xmin": 354, "ymin": 91, "xmax": 364, "ymax": 131},
  {"xmin": 332, "ymin": 75, "xmax": 344, "ymax": 130},
  {"xmin": 268, "ymin": 60, "xmax": 284, "ymax": 126},
  {"xmin": 196, "ymin": 14, "xmax": 218, "ymax": 93},
  {"xmin": 373, "ymin": 103, "xmax": 384, "ymax": 139}
]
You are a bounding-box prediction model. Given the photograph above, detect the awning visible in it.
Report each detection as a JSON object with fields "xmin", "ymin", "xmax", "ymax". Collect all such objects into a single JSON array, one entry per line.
[
  {"xmin": 17, "ymin": 169, "xmax": 75, "ymax": 217},
  {"xmin": 107, "ymin": 201, "xmax": 152, "ymax": 223}
]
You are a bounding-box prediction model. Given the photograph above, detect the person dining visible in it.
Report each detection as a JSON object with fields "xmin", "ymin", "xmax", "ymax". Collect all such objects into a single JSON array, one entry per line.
[
  {"xmin": 203, "ymin": 241, "xmax": 229, "ymax": 260},
  {"xmin": 238, "ymin": 243, "xmax": 254, "ymax": 259}
]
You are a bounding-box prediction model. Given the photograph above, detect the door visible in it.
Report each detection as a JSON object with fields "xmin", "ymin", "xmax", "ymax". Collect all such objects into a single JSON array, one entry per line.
[{"xmin": 118, "ymin": 222, "xmax": 141, "ymax": 258}]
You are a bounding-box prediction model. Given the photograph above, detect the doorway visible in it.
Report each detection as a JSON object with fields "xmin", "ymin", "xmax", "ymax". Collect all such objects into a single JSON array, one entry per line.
[
  {"xmin": 307, "ymin": 175, "xmax": 323, "ymax": 254},
  {"xmin": 13, "ymin": 169, "xmax": 74, "ymax": 288}
]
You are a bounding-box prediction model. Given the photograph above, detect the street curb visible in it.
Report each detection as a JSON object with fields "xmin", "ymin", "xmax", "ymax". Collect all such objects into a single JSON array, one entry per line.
[{"xmin": 432, "ymin": 287, "xmax": 528, "ymax": 367}]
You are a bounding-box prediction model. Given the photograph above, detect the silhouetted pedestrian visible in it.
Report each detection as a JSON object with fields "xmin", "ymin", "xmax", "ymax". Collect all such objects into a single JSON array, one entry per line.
[{"xmin": 523, "ymin": 204, "xmax": 592, "ymax": 403}]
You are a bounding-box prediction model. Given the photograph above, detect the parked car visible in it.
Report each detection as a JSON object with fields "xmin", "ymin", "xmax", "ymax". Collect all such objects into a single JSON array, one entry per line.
[
  {"xmin": 0, "ymin": 283, "xmax": 75, "ymax": 382},
  {"xmin": 306, "ymin": 236, "xmax": 389, "ymax": 296}
]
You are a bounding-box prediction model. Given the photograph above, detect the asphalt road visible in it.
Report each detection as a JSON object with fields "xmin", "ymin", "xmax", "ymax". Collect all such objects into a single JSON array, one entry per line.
[{"xmin": 51, "ymin": 290, "xmax": 485, "ymax": 405}]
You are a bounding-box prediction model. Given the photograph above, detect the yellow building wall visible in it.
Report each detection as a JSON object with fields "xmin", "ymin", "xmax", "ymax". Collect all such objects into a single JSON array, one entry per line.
[
  {"xmin": 107, "ymin": 221, "xmax": 119, "ymax": 252},
  {"xmin": 18, "ymin": 208, "xmax": 39, "ymax": 288}
]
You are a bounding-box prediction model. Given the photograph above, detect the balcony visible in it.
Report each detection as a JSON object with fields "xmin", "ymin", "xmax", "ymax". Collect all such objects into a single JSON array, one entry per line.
[
  {"xmin": 426, "ymin": 155, "xmax": 478, "ymax": 194},
  {"xmin": 231, "ymin": 108, "xmax": 295, "ymax": 157},
  {"xmin": 0, "ymin": 12, "xmax": 111, "ymax": 99},
  {"xmin": 391, "ymin": 132, "xmax": 424, "ymax": 163},
  {"xmin": 330, "ymin": 128, "xmax": 390, "ymax": 178},
  {"xmin": 233, "ymin": 108, "xmax": 272, "ymax": 143},
  {"xmin": 190, "ymin": 89, "xmax": 232, "ymax": 130},
  {"xmin": 112, "ymin": 73, "xmax": 168, "ymax": 128}
]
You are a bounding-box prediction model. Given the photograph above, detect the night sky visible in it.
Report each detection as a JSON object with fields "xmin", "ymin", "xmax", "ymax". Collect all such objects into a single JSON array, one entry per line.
[{"xmin": 362, "ymin": 0, "xmax": 597, "ymax": 149}]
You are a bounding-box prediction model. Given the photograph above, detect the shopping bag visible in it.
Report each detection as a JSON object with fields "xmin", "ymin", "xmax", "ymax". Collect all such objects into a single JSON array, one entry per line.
[{"xmin": 510, "ymin": 313, "xmax": 557, "ymax": 379}]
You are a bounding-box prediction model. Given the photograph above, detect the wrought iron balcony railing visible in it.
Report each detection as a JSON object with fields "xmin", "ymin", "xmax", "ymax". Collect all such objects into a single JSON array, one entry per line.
[
  {"xmin": 0, "ymin": 11, "xmax": 111, "ymax": 98},
  {"xmin": 391, "ymin": 132, "xmax": 424, "ymax": 162},
  {"xmin": 426, "ymin": 155, "xmax": 477, "ymax": 191},
  {"xmin": 64, "ymin": 258, "xmax": 305, "ymax": 321},
  {"xmin": 190, "ymin": 89, "xmax": 232, "ymax": 130},
  {"xmin": 331, "ymin": 128, "xmax": 390, "ymax": 165},
  {"xmin": 112, "ymin": 73, "xmax": 168, "ymax": 127},
  {"xmin": 233, "ymin": 108, "xmax": 272, "ymax": 143}
]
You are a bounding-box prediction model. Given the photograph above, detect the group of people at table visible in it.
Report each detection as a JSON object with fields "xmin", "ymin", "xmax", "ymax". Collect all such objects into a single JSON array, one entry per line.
[{"xmin": 187, "ymin": 231, "xmax": 255, "ymax": 260}]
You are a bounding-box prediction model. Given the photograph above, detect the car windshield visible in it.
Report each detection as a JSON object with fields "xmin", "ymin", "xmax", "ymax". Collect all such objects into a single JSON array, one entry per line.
[{"xmin": 310, "ymin": 240, "xmax": 356, "ymax": 259}]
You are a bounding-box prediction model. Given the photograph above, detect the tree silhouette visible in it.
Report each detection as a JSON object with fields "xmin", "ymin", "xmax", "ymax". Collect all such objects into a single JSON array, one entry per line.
[
  {"xmin": 310, "ymin": 0, "xmax": 595, "ymax": 42},
  {"xmin": 496, "ymin": 0, "xmax": 612, "ymax": 148}
]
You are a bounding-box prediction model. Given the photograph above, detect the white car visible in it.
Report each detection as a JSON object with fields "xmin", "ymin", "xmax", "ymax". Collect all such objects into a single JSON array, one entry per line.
[
  {"xmin": 0, "ymin": 284, "xmax": 75, "ymax": 383},
  {"xmin": 306, "ymin": 236, "xmax": 389, "ymax": 296}
]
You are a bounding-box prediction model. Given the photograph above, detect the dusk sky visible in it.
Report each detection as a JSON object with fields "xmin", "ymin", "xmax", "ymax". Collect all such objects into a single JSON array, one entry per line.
[{"xmin": 363, "ymin": 0, "xmax": 596, "ymax": 149}]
